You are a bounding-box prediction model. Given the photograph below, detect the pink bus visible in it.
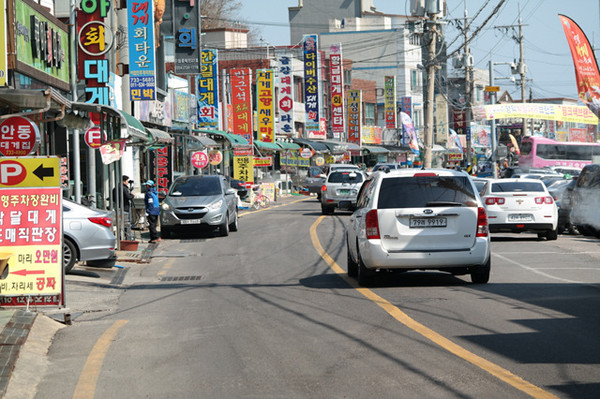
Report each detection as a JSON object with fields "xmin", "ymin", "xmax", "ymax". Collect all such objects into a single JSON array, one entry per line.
[{"xmin": 518, "ymin": 136, "xmax": 600, "ymax": 171}]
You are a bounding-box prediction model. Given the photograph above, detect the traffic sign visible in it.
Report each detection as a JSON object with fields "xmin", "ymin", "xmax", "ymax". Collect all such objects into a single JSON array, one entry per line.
[
  {"xmin": 0, "ymin": 157, "xmax": 60, "ymax": 188},
  {"xmin": 84, "ymin": 126, "xmax": 106, "ymax": 149}
]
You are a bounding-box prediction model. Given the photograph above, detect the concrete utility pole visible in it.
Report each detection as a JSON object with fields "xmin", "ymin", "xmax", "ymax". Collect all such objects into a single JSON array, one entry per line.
[
  {"xmin": 464, "ymin": 5, "xmax": 473, "ymax": 171},
  {"xmin": 423, "ymin": 13, "xmax": 439, "ymax": 168}
]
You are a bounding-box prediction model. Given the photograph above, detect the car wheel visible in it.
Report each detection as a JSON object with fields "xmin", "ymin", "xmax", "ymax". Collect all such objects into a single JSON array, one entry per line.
[
  {"xmin": 229, "ymin": 210, "xmax": 239, "ymax": 232},
  {"xmin": 357, "ymin": 252, "xmax": 375, "ymax": 287},
  {"xmin": 545, "ymin": 229, "xmax": 558, "ymax": 241},
  {"xmin": 219, "ymin": 215, "xmax": 230, "ymax": 237},
  {"xmin": 577, "ymin": 225, "xmax": 594, "ymax": 236},
  {"xmin": 347, "ymin": 238, "xmax": 358, "ymax": 278},
  {"xmin": 63, "ymin": 238, "xmax": 78, "ymax": 273},
  {"xmin": 471, "ymin": 257, "xmax": 490, "ymax": 284}
]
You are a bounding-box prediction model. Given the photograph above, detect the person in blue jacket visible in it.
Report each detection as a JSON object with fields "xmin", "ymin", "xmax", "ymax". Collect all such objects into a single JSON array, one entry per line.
[{"xmin": 144, "ymin": 180, "xmax": 161, "ymax": 243}]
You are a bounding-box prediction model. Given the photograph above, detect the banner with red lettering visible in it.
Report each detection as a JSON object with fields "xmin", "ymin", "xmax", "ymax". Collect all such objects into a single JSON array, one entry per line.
[
  {"xmin": 559, "ymin": 15, "xmax": 600, "ymax": 117},
  {"xmin": 231, "ymin": 68, "xmax": 253, "ymax": 146}
]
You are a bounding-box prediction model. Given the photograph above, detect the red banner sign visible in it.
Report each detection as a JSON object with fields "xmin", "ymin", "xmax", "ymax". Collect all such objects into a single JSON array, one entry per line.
[{"xmin": 231, "ymin": 68, "xmax": 253, "ymax": 146}]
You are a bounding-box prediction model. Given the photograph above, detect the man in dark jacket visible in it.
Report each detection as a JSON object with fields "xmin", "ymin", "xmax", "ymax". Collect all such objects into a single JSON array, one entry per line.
[
  {"xmin": 113, "ymin": 175, "xmax": 135, "ymax": 240},
  {"xmin": 144, "ymin": 180, "xmax": 161, "ymax": 243}
]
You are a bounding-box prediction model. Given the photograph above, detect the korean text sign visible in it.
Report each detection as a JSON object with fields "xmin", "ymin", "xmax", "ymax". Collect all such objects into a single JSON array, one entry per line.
[
  {"xmin": 347, "ymin": 90, "xmax": 362, "ymax": 145},
  {"xmin": 128, "ymin": 0, "xmax": 156, "ymax": 101},
  {"xmin": 303, "ymin": 34, "xmax": 319, "ymax": 132},
  {"xmin": 384, "ymin": 76, "xmax": 397, "ymax": 129},
  {"xmin": 0, "ymin": 184, "xmax": 63, "ymax": 307},
  {"xmin": 329, "ymin": 45, "xmax": 345, "ymax": 136},
  {"xmin": 278, "ymin": 56, "xmax": 295, "ymax": 136},
  {"xmin": 257, "ymin": 69, "xmax": 275, "ymax": 143},
  {"xmin": 197, "ymin": 49, "xmax": 219, "ymax": 128},
  {"xmin": 231, "ymin": 68, "xmax": 253, "ymax": 145},
  {"xmin": 173, "ymin": 0, "xmax": 200, "ymax": 74}
]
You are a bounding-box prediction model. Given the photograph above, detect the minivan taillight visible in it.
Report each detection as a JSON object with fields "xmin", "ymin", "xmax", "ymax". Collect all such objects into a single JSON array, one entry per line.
[
  {"xmin": 476, "ymin": 207, "xmax": 489, "ymax": 237},
  {"xmin": 89, "ymin": 217, "xmax": 113, "ymax": 228},
  {"xmin": 365, "ymin": 209, "xmax": 380, "ymax": 239},
  {"xmin": 321, "ymin": 184, "xmax": 327, "ymax": 192}
]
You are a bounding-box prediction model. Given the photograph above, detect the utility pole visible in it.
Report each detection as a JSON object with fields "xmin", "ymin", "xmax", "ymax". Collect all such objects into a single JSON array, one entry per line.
[
  {"xmin": 464, "ymin": 4, "xmax": 473, "ymax": 172},
  {"xmin": 423, "ymin": 13, "xmax": 439, "ymax": 168},
  {"xmin": 489, "ymin": 61, "xmax": 498, "ymax": 178}
]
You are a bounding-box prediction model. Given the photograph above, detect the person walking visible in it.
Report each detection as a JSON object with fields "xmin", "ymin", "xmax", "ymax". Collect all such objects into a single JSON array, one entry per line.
[
  {"xmin": 144, "ymin": 180, "xmax": 161, "ymax": 243},
  {"xmin": 113, "ymin": 175, "xmax": 135, "ymax": 240}
]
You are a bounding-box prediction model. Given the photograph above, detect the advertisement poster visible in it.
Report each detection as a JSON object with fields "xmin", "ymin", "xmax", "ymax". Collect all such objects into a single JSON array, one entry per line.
[
  {"xmin": 127, "ymin": 0, "xmax": 156, "ymax": 101},
  {"xmin": 472, "ymin": 104, "xmax": 598, "ymax": 125},
  {"xmin": 0, "ymin": 187, "xmax": 63, "ymax": 307},
  {"xmin": 347, "ymin": 90, "xmax": 361, "ymax": 145},
  {"xmin": 303, "ymin": 34, "xmax": 319, "ymax": 132},
  {"xmin": 256, "ymin": 69, "xmax": 275, "ymax": 142},
  {"xmin": 233, "ymin": 156, "xmax": 253, "ymax": 184},
  {"xmin": 329, "ymin": 45, "xmax": 345, "ymax": 137},
  {"xmin": 197, "ymin": 49, "xmax": 219, "ymax": 128},
  {"xmin": 231, "ymin": 68, "xmax": 253, "ymax": 145}
]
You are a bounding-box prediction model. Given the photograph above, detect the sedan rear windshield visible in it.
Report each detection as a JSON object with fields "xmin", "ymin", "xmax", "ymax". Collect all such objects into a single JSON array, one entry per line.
[
  {"xmin": 377, "ymin": 176, "xmax": 477, "ymax": 208},
  {"xmin": 328, "ymin": 171, "xmax": 363, "ymax": 183},
  {"xmin": 491, "ymin": 182, "xmax": 545, "ymax": 193},
  {"xmin": 170, "ymin": 178, "xmax": 222, "ymax": 196}
]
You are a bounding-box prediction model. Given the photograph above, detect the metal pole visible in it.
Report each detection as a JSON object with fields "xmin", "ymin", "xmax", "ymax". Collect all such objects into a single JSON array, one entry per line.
[
  {"xmin": 464, "ymin": 5, "xmax": 473, "ymax": 173},
  {"xmin": 489, "ymin": 61, "xmax": 498, "ymax": 179},
  {"xmin": 69, "ymin": 0, "xmax": 81, "ymax": 203},
  {"xmin": 518, "ymin": 15, "xmax": 527, "ymax": 136}
]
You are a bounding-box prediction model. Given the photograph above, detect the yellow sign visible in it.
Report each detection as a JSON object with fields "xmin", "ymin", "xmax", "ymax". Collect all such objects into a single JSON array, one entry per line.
[
  {"xmin": 233, "ymin": 156, "xmax": 254, "ymax": 183},
  {"xmin": 484, "ymin": 86, "xmax": 500, "ymax": 92},
  {"xmin": 473, "ymin": 104, "xmax": 598, "ymax": 125},
  {"xmin": 0, "ymin": 157, "xmax": 60, "ymax": 188}
]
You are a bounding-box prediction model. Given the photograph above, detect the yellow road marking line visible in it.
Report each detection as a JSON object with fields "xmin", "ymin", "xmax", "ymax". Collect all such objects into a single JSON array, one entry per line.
[
  {"xmin": 310, "ymin": 216, "xmax": 558, "ymax": 399},
  {"xmin": 156, "ymin": 257, "xmax": 176, "ymax": 278},
  {"xmin": 73, "ymin": 320, "xmax": 128, "ymax": 399}
]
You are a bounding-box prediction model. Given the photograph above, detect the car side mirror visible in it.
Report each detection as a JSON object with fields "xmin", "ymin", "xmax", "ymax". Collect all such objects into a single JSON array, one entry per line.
[{"xmin": 226, "ymin": 188, "xmax": 237, "ymax": 195}]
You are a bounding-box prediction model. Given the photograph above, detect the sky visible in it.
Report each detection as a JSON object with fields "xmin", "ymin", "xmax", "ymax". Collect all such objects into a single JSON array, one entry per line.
[{"xmin": 237, "ymin": 0, "xmax": 600, "ymax": 101}]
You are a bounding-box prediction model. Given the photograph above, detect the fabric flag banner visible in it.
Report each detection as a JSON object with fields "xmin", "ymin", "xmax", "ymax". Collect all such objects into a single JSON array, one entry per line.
[
  {"xmin": 559, "ymin": 14, "xmax": 600, "ymax": 117},
  {"xmin": 450, "ymin": 129, "xmax": 463, "ymax": 152},
  {"xmin": 401, "ymin": 112, "xmax": 419, "ymax": 156}
]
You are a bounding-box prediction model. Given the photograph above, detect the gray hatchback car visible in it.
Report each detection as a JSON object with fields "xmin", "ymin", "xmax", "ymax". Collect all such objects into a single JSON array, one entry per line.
[{"xmin": 160, "ymin": 175, "xmax": 239, "ymax": 237}]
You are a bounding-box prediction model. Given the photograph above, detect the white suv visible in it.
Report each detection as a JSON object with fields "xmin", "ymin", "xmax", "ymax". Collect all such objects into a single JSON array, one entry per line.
[{"xmin": 346, "ymin": 169, "xmax": 491, "ymax": 286}]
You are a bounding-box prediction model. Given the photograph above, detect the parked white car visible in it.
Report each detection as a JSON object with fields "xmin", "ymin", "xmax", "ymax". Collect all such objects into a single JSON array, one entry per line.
[
  {"xmin": 480, "ymin": 178, "xmax": 558, "ymax": 240},
  {"xmin": 346, "ymin": 169, "xmax": 491, "ymax": 286}
]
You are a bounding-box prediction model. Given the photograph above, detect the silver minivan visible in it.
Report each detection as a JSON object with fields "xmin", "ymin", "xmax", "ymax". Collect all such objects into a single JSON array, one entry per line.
[
  {"xmin": 346, "ymin": 169, "xmax": 491, "ymax": 286},
  {"xmin": 321, "ymin": 170, "xmax": 366, "ymax": 214}
]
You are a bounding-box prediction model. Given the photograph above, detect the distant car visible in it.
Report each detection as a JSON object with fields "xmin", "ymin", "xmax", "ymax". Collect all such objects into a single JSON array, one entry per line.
[
  {"xmin": 324, "ymin": 163, "xmax": 360, "ymax": 175},
  {"xmin": 226, "ymin": 177, "xmax": 249, "ymax": 200},
  {"xmin": 480, "ymin": 178, "xmax": 558, "ymax": 240},
  {"xmin": 502, "ymin": 166, "xmax": 524, "ymax": 178},
  {"xmin": 512, "ymin": 172, "xmax": 561, "ymax": 180},
  {"xmin": 304, "ymin": 166, "xmax": 326, "ymax": 198},
  {"xmin": 63, "ymin": 199, "xmax": 117, "ymax": 273},
  {"xmin": 160, "ymin": 175, "xmax": 239, "ymax": 237},
  {"xmin": 543, "ymin": 166, "xmax": 582, "ymax": 177},
  {"xmin": 471, "ymin": 177, "xmax": 491, "ymax": 193},
  {"xmin": 570, "ymin": 164, "xmax": 600, "ymax": 237},
  {"xmin": 548, "ymin": 179, "xmax": 577, "ymax": 234},
  {"xmin": 346, "ymin": 169, "xmax": 491, "ymax": 286},
  {"xmin": 372, "ymin": 163, "xmax": 401, "ymax": 172},
  {"xmin": 321, "ymin": 170, "xmax": 367, "ymax": 214}
]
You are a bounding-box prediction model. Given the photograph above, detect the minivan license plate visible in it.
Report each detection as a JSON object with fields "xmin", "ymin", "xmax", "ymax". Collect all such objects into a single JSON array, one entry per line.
[{"xmin": 409, "ymin": 217, "xmax": 447, "ymax": 228}]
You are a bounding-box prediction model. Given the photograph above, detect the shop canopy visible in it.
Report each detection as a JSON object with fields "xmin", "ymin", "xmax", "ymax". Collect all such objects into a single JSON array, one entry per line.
[
  {"xmin": 0, "ymin": 87, "xmax": 72, "ymax": 123},
  {"xmin": 276, "ymin": 140, "xmax": 300, "ymax": 150},
  {"xmin": 194, "ymin": 129, "xmax": 250, "ymax": 148},
  {"xmin": 362, "ymin": 145, "xmax": 389, "ymax": 154},
  {"xmin": 70, "ymin": 102, "xmax": 151, "ymax": 145},
  {"xmin": 292, "ymin": 138, "xmax": 329, "ymax": 153},
  {"xmin": 381, "ymin": 144, "xmax": 413, "ymax": 153},
  {"xmin": 145, "ymin": 128, "xmax": 174, "ymax": 149},
  {"xmin": 254, "ymin": 140, "xmax": 281, "ymax": 151},
  {"xmin": 319, "ymin": 139, "xmax": 361, "ymax": 154}
]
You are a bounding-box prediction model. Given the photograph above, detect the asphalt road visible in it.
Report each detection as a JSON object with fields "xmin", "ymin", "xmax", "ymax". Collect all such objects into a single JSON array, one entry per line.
[{"xmin": 15, "ymin": 196, "xmax": 600, "ymax": 398}]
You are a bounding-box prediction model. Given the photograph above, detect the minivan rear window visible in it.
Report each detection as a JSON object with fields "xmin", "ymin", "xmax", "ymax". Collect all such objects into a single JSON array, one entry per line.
[
  {"xmin": 377, "ymin": 176, "xmax": 476, "ymax": 208},
  {"xmin": 491, "ymin": 182, "xmax": 545, "ymax": 192},
  {"xmin": 328, "ymin": 171, "xmax": 363, "ymax": 183}
]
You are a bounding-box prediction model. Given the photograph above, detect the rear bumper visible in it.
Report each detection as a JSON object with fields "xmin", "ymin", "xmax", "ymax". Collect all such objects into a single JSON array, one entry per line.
[
  {"xmin": 489, "ymin": 223, "xmax": 555, "ymax": 233},
  {"xmin": 358, "ymin": 238, "xmax": 490, "ymax": 270}
]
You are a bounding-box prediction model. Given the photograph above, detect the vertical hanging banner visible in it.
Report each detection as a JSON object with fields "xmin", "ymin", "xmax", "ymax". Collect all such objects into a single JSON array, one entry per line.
[
  {"xmin": 347, "ymin": 90, "xmax": 362, "ymax": 145},
  {"xmin": 278, "ymin": 55, "xmax": 295, "ymax": 136},
  {"xmin": 559, "ymin": 15, "xmax": 600, "ymax": 118},
  {"xmin": 384, "ymin": 76, "xmax": 397, "ymax": 129},
  {"xmin": 173, "ymin": 0, "xmax": 200, "ymax": 74},
  {"xmin": 303, "ymin": 34, "xmax": 319, "ymax": 133},
  {"xmin": 401, "ymin": 112, "xmax": 420, "ymax": 156},
  {"xmin": 256, "ymin": 69, "xmax": 275, "ymax": 143},
  {"xmin": 231, "ymin": 68, "xmax": 253, "ymax": 146},
  {"xmin": 128, "ymin": 0, "xmax": 156, "ymax": 101},
  {"xmin": 0, "ymin": 0, "xmax": 7, "ymax": 86},
  {"xmin": 198, "ymin": 49, "xmax": 219, "ymax": 128},
  {"xmin": 329, "ymin": 44, "xmax": 345, "ymax": 139}
]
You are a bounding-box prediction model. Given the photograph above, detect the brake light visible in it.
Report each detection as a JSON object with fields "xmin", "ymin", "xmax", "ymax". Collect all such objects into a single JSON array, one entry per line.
[
  {"xmin": 413, "ymin": 172, "xmax": 437, "ymax": 177},
  {"xmin": 321, "ymin": 184, "xmax": 327, "ymax": 192},
  {"xmin": 476, "ymin": 207, "xmax": 489, "ymax": 237},
  {"xmin": 535, "ymin": 196, "xmax": 553, "ymax": 204},
  {"xmin": 365, "ymin": 209, "xmax": 380, "ymax": 239},
  {"xmin": 484, "ymin": 197, "xmax": 505, "ymax": 205},
  {"xmin": 89, "ymin": 217, "xmax": 112, "ymax": 227}
]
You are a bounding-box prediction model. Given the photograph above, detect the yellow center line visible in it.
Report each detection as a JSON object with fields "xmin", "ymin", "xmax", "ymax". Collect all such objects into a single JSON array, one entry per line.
[
  {"xmin": 156, "ymin": 257, "xmax": 176, "ymax": 277},
  {"xmin": 310, "ymin": 216, "xmax": 558, "ymax": 399},
  {"xmin": 73, "ymin": 320, "xmax": 128, "ymax": 399}
]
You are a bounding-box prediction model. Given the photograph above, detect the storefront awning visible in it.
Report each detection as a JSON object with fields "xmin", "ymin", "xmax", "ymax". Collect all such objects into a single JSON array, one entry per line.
[
  {"xmin": 194, "ymin": 129, "xmax": 250, "ymax": 147},
  {"xmin": 277, "ymin": 140, "xmax": 300, "ymax": 150},
  {"xmin": 0, "ymin": 87, "xmax": 71, "ymax": 121},
  {"xmin": 319, "ymin": 139, "xmax": 361, "ymax": 154},
  {"xmin": 292, "ymin": 138, "xmax": 329, "ymax": 152},
  {"xmin": 70, "ymin": 102, "xmax": 151, "ymax": 144},
  {"xmin": 381, "ymin": 144, "xmax": 413, "ymax": 153},
  {"xmin": 362, "ymin": 145, "xmax": 389, "ymax": 154},
  {"xmin": 255, "ymin": 140, "xmax": 281, "ymax": 151},
  {"xmin": 195, "ymin": 135, "xmax": 218, "ymax": 148},
  {"xmin": 146, "ymin": 128, "xmax": 174, "ymax": 146},
  {"xmin": 432, "ymin": 144, "xmax": 447, "ymax": 152}
]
